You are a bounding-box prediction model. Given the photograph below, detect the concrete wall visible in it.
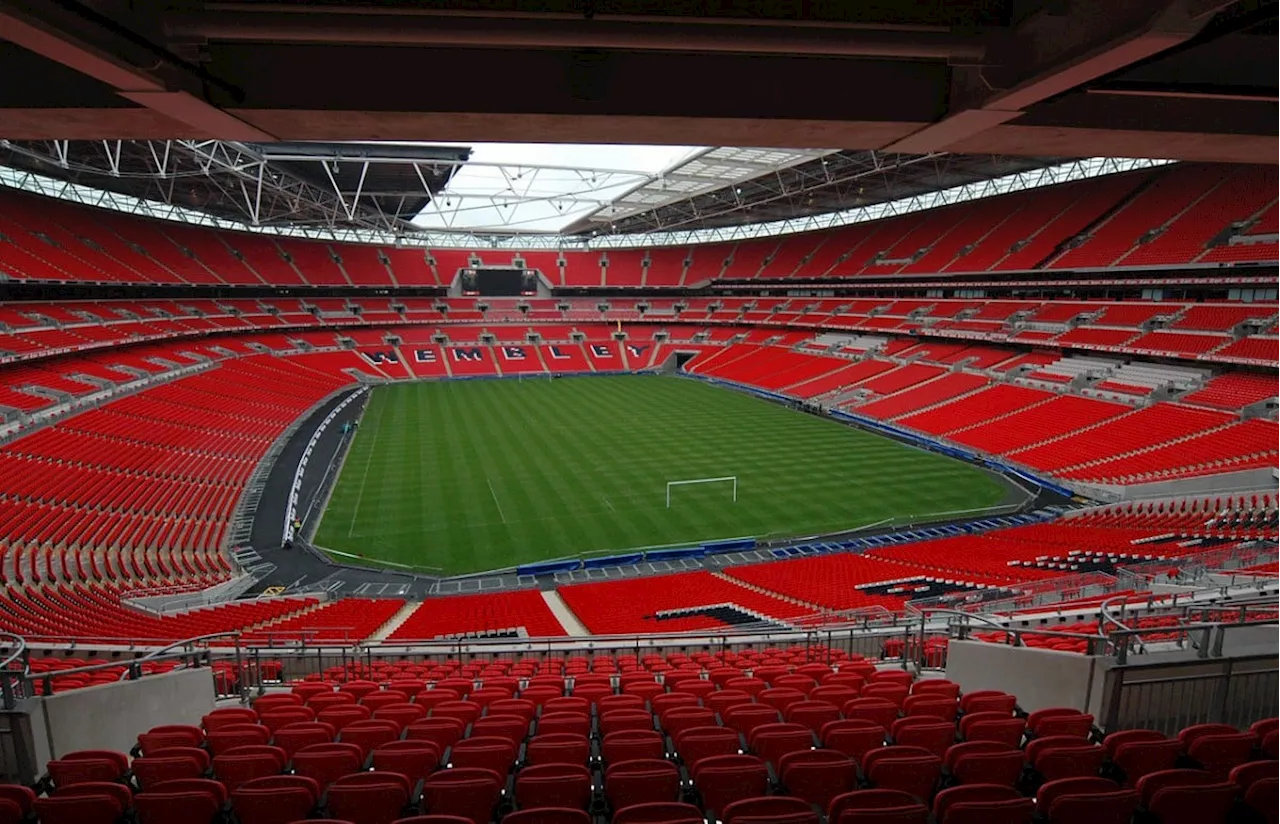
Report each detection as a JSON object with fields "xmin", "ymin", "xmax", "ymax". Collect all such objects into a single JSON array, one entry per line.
[
  {"xmin": 945, "ymin": 639, "xmax": 1102, "ymax": 715},
  {"xmin": 37, "ymin": 669, "xmax": 218, "ymax": 763},
  {"xmin": 1106, "ymin": 467, "xmax": 1277, "ymax": 501}
]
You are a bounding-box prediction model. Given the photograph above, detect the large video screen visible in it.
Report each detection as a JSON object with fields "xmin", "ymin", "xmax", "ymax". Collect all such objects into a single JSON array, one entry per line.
[{"xmin": 461, "ymin": 268, "xmax": 536, "ymax": 296}]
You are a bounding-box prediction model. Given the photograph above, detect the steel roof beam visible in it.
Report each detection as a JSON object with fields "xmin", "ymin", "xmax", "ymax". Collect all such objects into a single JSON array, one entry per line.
[{"xmin": 882, "ymin": 0, "xmax": 1236, "ymax": 154}]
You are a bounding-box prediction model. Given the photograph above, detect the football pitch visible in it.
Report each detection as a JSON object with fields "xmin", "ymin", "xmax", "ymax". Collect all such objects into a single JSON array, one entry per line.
[{"xmin": 313, "ymin": 375, "xmax": 1012, "ymax": 574}]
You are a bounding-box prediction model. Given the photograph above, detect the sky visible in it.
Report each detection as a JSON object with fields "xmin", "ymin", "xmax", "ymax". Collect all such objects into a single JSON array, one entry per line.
[{"xmin": 406, "ymin": 143, "xmax": 705, "ymax": 233}]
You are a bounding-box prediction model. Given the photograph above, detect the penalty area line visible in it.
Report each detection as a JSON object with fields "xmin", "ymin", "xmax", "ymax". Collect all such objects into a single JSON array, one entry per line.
[{"xmin": 487, "ymin": 478, "xmax": 508, "ymax": 524}]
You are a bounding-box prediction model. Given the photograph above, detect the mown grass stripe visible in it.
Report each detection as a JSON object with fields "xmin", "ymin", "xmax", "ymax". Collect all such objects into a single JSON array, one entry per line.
[{"xmin": 313, "ymin": 375, "xmax": 1008, "ymax": 574}]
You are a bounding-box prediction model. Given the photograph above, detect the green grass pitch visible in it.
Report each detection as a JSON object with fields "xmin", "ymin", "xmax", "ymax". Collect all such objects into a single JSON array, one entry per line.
[{"xmin": 313, "ymin": 375, "xmax": 1011, "ymax": 574}]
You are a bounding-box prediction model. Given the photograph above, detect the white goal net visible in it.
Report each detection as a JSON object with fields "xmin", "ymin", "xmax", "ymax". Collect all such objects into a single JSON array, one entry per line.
[{"xmin": 666, "ymin": 476, "xmax": 738, "ymax": 508}]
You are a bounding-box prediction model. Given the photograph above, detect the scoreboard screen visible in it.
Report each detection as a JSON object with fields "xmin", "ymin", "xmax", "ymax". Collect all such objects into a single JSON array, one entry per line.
[{"xmin": 461, "ymin": 268, "xmax": 537, "ymax": 296}]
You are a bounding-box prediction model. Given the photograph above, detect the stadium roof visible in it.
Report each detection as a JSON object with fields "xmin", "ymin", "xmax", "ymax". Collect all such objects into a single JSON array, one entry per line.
[{"xmin": 0, "ymin": 137, "xmax": 1071, "ymax": 238}]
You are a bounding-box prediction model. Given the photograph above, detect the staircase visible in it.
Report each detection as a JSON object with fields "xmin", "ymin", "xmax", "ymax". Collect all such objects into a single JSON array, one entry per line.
[
  {"xmin": 711, "ymin": 570, "xmax": 827, "ymax": 613},
  {"xmin": 368, "ymin": 600, "xmax": 421, "ymax": 641}
]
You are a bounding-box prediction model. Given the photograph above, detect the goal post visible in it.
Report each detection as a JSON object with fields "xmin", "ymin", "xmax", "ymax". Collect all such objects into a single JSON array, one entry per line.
[{"xmin": 666, "ymin": 476, "xmax": 738, "ymax": 508}]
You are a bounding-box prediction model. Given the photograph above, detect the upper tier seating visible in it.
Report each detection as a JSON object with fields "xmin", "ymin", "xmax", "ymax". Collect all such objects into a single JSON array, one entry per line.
[
  {"xmin": 1180, "ymin": 373, "xmax": 1278, "ymax": 410},
  {"xmin": 1, "ymin": 165, "xmax": 1274, "ymax": 290}
]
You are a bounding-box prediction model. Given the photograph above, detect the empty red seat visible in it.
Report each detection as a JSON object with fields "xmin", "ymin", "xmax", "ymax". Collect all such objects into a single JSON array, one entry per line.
[
  {"xmin": 341, "ymin": 719, "xmax": 402, "ymax": 756},
  {"xmin": 786, "ymin": 700, "xmax": 841, "ymax": 733},
  {"xmin": 525, "ymin": 732, "xmax": 590, "ymax": 767},
  {"xmin": 891, "ymin": 717, "xmax": 954, "ymax": 758},
  {"xmin": 1026, "ymin": 709, "xmax": 1093, "ymax": 738},
  {"xmin": 612, "ymin": 801, "xmax": 706, "ymax": 823},
  {"xmin": 959, "ymin": 691, "xmax": 1017, "ymax": 715},
  {"xmin": 1028, "ymin": 737, "xmax": 1106, "ymax": 782},
  {"xmin": 502, "ymin": 809, "xmax": 591, "ymax": 824},
  {"xmin": 407, "ymin": 717, "xmax": 467, "ymax": 752},
  {"xmin": 863, "ymin": 684, "xmax": 909, "ymax": 709},
  {"xmin": 1104, "ymin": 730, "xmax": 1179, "ymax": 783},
  {"xmin": 515, "ymin": 762, "xmax": 593, "ymax": 810},
  {"xmin": 542, "ymin": 697, "xmax": 590, "ymax": 716},
  {"xmin": 932, "ymin": 784, "xmax": 1033, "ymax": 824},
  {"xmin": 327, "ymin": 770, "xmax": 413, "ymax": 824},
  {"xmin": 450, "ymin": 736, "xmax": 517, "ymax": 775},
  {"xmin": 34, "ymin": 790, "xmax": 128, "ymax": 824},
  {"xmin": 843, "ymin": 698, "xmax": 898, "ymax": 730},
  {"xmin": 862, "ymin": 746, "xmax": 942, "ymax": 802},
  {"xmin": 1187, "ymin": 732, "xmax": 1256, "ymax": 777},
  {"xmin": 602, "ymin": 709, "xmax": 657, "ymax": 737},
  {"xmin": 911, "ymin": 680, "xmax": 960, "ymax": 699},
  {"xmin": 431, "ymin": 701, "xmax": 482, "ymax": 727},
  {"xmin": 690, "ymin": 754, "xmax": 769, "ymax": 817},
  {"xmin": 944, "ymin": 741, "xmax": 1024, "ymax": 787},
  {"xmin": 206, "ymin": 723, "xmax": 271, "ymax": 756},
  {"xmin": 605, "ymin": 759, "xmax": 681, "ymax": 809},
  {"xmin": 372, "ymin": 739, "xmax": 441, "ymax": 780},
  {"xmin": 723, "ymin": 704, "xmax": 780, "ymax": 737},
  {"xmin": 722, "ymin": 795, "xmax": 819, "ymax": 824},
  {"xmin": 212, "ymin": 744, "xmax": 287, "ymax": 790},
  {"xmin": 661, "ymin": 707, "xmax": 716, "ymax": 738},
  {"xmin": 749, "ymin": 722, "xmax": 815, "ymax": 768},
  {"xmin": 318, "ymin": 704, "xmax": 373, "ymax": 733},
  {"xmin": 291, "ymin": 742, "xmax": 364, "ymax": 788},
  {"xmin": 822, "ymin": 719, "xmax": 886, "ymax": 760},
  {"xmin": 471, "ymin": 714, "xmax": 529, "ymax": 747},
  {"xmin": 959, "ymin": 713, "xmax": 1025, "ymax": 748},
  {"xmin": 231, "ymin": 774, "xmax": 321, "ymax": 824},
  {"xmin": 704, "ymin": 689, "xmax": 752, "ymax": 717},
  {"xmin": 132, "ymin": 747, "xmax": 210, "ymax": 789},
  {"xmin": 603, "ymin": 730, "xmax": 666, "ymax": 764},
  {"xmin": 1035, "ymin": 777, "xmax": 1138, "ymax": 824},
  {"xmin": 422, "ymin": 767, "xmax": 503, "ymax": 824},
  {"xmin": 138, "ymin": 724, "xmax": 203, "ymax": 754},
  {"xmin": 134, "ymin": 778, "xmax": 225, "ymax": 824},
  {"xmin": 375, "ymin": 703, "xmax": 429, "ymax": 728},
  {"xmin": 1245, "ymin": 778, "xmax": 1278, "ymax": 824},
  {"xmin": 810, "ymin": 685, "xmax": 859, "ymax": 708},
  {"xmin": 1137, "ymin": 768, "xmax": 1238, "ymax": 824},
  {"xmin": 827, "ymin": 788, "xmax": 929, "ymax": 824},
  {"xmin": 537, "ymin": 711, "xmax": 591, "ymax": 739},
  {"xmin": 259, "ymin": 706, "xmax": 316, "ymax": 733},
  {"xmin": 273, "ymin": 721, "xmax": 336, "ymax": 759},
  {"xmin": 779, "ymin": 748, "xmax": 857, "ymax": 808},
  {"xmin": 45, "ymin": 749, "xmax": 129, "ymax": 787}
]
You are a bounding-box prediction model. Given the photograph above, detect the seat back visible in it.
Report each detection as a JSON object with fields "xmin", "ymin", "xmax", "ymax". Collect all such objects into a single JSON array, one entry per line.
[
  {"xmin": 1048, "ymin": 789, "xmax": 1140, "ymax": 824},
  {"xmin": 722, "ymin": 795, "xmax": 818, "ymax": 824},
  {"xmin": 514, "ymin": 762, "xmax": 592, "ymax": 810},
  {"xmin": 604, "ymin": 759, "xmax": 681, "ymax": 810},
  {"xmin": 371, "ymin": 739, "xmax": 441, "ymax": 780},
  {"xmin": 1147, "ymin": 782, "xmax": 1238, "ymax": 824},
  {"xmin": 611, "ymin": 801, "xmax": 706, "ymax": 824},
  {"xmin": 674, "ymin": 726, "xmax": 740, "ymax": 770},
  {"xmin": 230, "ymin": 775, "xmax": 321, "ymax": 824},
  {"xmin": 291, "ymin": 742, "xmax": 364, "ymax": 788},
  {"xmin": 602, "ymin": 730, "xmax": 666, "ymax": 764},
  {"xmin": 821, "ymin": 720, "xmax": 886, "ymax": 760},
  {"xmin": 327, "ymin": 771, "xmax": 412, "ymax": 824},
  {"xmin": 688, "ymin": 754, "xmax": 769, "ymax": 818},
  {"xmin": 778, "ymin": 748, "xmax": 856, "ymax": 808},
  {"xmin": 828, "ymin": 788, "xmax": 929, "ymax": 824},
  {"xmin": 32, "ymin": 793, "xmax": 126, "ymax": 824},
  {"xmin": 423, "ymin": 767, "xmax": 503, "ymax": 824},
  {"xmin": 525, "ymin": 733, "xmax": 590, "ymax": 767},
  {"xmin": 1187, "ymin": 732, "xmax": 1256, "ymax": 777}
]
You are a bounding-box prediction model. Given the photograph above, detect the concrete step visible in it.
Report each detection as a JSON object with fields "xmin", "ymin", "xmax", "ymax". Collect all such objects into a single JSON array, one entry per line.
[
  {"xmin": 542, "ymin": 589, "xmax": 590, "ymax": 637},
  {"xmin": 368, "ymin": 599, "xmax": 422, "ymax": 641}
]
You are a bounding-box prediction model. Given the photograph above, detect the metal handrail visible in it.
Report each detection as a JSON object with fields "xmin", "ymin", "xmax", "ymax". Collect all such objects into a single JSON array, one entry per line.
[
  {"xmin": 1100, "ymin": 594, "xmax": 1148, "ymax": 655},
  {"xmin": 0, "ymin": 633, "xmax": 29, "ymax": 710}
]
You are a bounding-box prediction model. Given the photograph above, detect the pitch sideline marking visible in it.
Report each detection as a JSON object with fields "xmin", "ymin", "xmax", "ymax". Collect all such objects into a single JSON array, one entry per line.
[
  {"xmin": 347, "ymin": 396, "xmax": 384, "ymax": 536},
  {"xmin": 487, "ymin": 478, "xmax": 508, "ymax": 524}
]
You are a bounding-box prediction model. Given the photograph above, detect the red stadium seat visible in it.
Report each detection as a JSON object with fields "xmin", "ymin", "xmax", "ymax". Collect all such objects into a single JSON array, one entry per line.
[
  {"xmin": 862, "ymin": 746, "xmax": 942, "ymax": 802},
  {"xmin": 779, "ymin": 748, "xmax": 857, "ymax": 807},
  {"xmin": 326, "ymin": 770, "xmax": 413, "ymax": 824},
  {"xmin": 1137, "ymin": 769, "xmax": 1238, "ymax": 824},
  {"xmin": 371, "ymin": 740, "xmax": 441, "ymax": 780},
  {"xmin": 515, "ymin": 763, "xmax": 593, "ymax": 810},
  {"xmin": 943, "ymin": 741, "xmax": 1024, "ymax": 787},
  {"xmin": 932, "ymin": 784, "xmax": 1032, "ymax": 824},
  {"xmin": 1035, "ymin": 777, "xmax": 1139, "ymax": 824},
  {"xmin": 689, "ymin": 754, "xmax": 769, "ymax": 818},
  {"xmin": 422, "ymin": 767, "xmax": 503, "ymax": 824},
  {"xmin": 827, "ymin": 789, "xmax": 929, "ymax": 824},
  {"xmin": 604, "ymin": 759, "xmax": 681, "ymax": 809},
  {"xmin": 212, "ymin": 744, "xmax": 288, "ymax": 790},
  {"xmin": 603, "ymin": 730, "xmax": 666, "ymax": 764},
  {"xmin": 722, "ymin": 795, "xmax": 819, "ymax": 824},
  {"xmin": 612, "ymin": 801, "xmax": 705, "ymax": 823},
  {"xmin": 822, "ymin": 719, "xmax": 886, "ymax": 760},
  {"xmin": 291, "ymin": 742, "xmax": 364, "ymax": 788},
  {"xmin": 231, "ymin": 774, "xmax": 321, "ymax": 824}
]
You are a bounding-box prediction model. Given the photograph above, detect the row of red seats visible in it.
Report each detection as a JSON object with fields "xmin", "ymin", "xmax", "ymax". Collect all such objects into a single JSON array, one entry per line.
[{"xmin": 0, "ymin": 164, "xmax": 1274, "ymax": 293}]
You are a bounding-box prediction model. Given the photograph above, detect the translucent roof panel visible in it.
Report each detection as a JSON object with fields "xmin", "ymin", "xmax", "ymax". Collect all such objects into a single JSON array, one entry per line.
[{"xmin": 409, "ymin": 143, "xmax": 705, "ymax": 233}]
